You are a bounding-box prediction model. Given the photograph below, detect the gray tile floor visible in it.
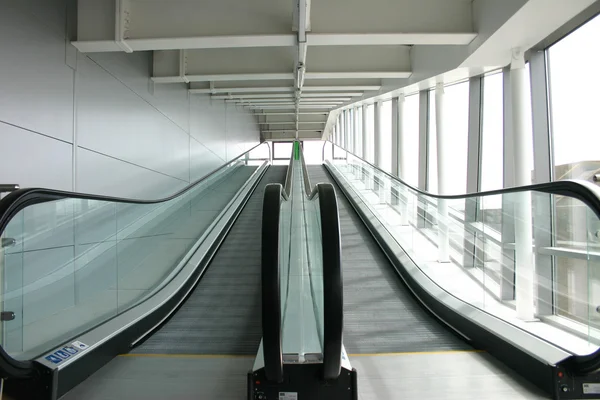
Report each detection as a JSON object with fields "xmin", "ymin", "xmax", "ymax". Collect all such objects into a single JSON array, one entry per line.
[{"xmin": 61, "ymin": 351, "xmax": 549, "ymax": 400}]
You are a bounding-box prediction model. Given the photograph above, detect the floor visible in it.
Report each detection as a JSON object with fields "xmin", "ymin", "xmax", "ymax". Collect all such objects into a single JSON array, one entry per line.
[{"xmin": 61, "ymin": 351, "xmax": 549, "ymax": 400}]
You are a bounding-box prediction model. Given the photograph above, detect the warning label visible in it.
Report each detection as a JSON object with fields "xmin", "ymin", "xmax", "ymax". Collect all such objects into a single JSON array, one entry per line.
[
  {"xmin": 279, "ymin": 392, "xmax": 298, "ymax": 400},
  {"xmin": 583, "ymin": 383, "xmax": 600, "ymax": 394}
]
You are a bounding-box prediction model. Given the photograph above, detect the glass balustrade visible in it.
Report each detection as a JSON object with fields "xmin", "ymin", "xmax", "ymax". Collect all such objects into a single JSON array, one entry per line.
[
  {"xmin": 0, "ymin": 143, "xmax": 270, "ymax": 360},
  {"xmin": 324, "ymin": 141, "xmax": 600, "ymax": 356}
]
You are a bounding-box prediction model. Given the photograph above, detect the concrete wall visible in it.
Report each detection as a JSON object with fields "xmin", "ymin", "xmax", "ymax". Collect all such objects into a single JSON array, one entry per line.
[{"xmin": 0, "ymin": 0, "xmax": 260, "ymax": 200}]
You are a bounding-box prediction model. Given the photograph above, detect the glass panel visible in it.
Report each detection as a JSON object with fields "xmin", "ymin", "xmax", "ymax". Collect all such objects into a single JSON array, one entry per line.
[
  {"xmin": 0, "ymin": 144, "xmax": 269, "ymax": 360},
  {"xmin": 327, "ymin": 143, "xmax": 600, "ymax": 356}
]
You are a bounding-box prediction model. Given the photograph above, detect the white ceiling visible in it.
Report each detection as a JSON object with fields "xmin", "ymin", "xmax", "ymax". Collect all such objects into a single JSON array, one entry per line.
[{"xmin": 73, "ymin": 0, "xmax": 596, "ymax": 139}]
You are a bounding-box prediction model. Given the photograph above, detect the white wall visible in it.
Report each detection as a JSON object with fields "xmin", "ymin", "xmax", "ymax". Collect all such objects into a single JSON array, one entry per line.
[{"xmin": 0, "ymin": 0, "xmax": 260, "ymax": 200}]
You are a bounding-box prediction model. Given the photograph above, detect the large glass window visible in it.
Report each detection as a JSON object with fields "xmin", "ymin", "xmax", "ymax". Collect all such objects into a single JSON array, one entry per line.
[
  {"xmin": 403, "ymin": 94, "xmax": 420, "ymax": 187},
  {"xmin": 549, "ymin": 14, "xmax": 600, "ymax": 181},
  {"xmin": 366, "ymin": 104, "xmax": 375, "ymax": 163},
  {"xmin": 481, "ymin": 72, "xmax": 504, "ymax": 194},
  {"xmin": 428, "ymin": 82, "xmax": 470, "ymax": 194},
  {"xmin": 381, "ymin": 101, "xmax": 393, "ymax": 173},
  {"xmin": 547, "ymin": 14, "xmax": 600, "ymax": 326}
]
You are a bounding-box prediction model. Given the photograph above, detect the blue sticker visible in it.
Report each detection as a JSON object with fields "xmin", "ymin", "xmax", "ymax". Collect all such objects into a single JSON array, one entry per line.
[
  {"xmin": 54, "ymin": 350, "xmax": 70, "ymax": 359},
  {"xmin": 45, "ymin": 354, "xmax": 62, "ymax": 364},
  {"xmin": 63, "ymin": 346, "xmax": 78, "ymax": 355}
]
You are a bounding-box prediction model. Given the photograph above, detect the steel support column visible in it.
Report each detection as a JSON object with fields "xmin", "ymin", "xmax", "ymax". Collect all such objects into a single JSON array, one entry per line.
[{"xmin": 511, "ymin": 49, "xmax": 535, "ymax": 321}]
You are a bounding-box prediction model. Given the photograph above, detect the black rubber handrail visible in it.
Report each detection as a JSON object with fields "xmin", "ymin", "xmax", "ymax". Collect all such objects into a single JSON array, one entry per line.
[
  {"xmin": 261, "ymin": 183, "xmax": 284, "ymax": 382},
  {"xmin": 317, "ymin": 183, "xmax": 344, "ymax": 380},
  {"xmin": 0, "ymin": 142, "xmax": 270, "ymax": 238},
  {"xmin": 325, "ymin": 141, "xmax": 600, "ymax": 375}
]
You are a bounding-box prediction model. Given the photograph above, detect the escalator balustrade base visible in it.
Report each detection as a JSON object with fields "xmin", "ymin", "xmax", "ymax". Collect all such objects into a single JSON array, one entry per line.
[{"xmin": 248, "ymin": 366, "xmax": 358, "ymax": 400}]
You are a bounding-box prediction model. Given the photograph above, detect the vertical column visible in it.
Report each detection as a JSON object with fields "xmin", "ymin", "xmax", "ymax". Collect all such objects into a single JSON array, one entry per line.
[
  {"xmin": 391, "ymin": 98, "xmax": 400, "ymax": 176},
  {"xmin": 435, "ymin": 82, "xmax": 450, "ymax": 263},
  {"xmin": 374, "ymin": 102, "xmax": 384, "ymax": 201},
  {"xmin": 391, "ymin": 98, "xmax": 400, "ymax": 207},
  {"xmin": 511, "ymin": 49, "xmax": 535, "ymax": 321},
  {"xmin": 417, "ymin": 91, "xmax": 429, "ymax": 228},
  {"xmin": 374, "ymin": 102, "xmax": 382, "ymax": 168},
  {"xmin": 341, "ymin": 110, "xmax": 347, "ymax": 149},
  {"xmin": 362, "ymin": 104, "xmax": 368, "ymax": 160},
  {"xmin": 346, "ymin": 109, "xmax": 354, "ymax": 153},
  {"xmin": 530, "ymin": 51, "xmax": 553, "ymax": 316},
  {"xmin": 353, "ymin": 107, "xmax": 359, "ymax": 155},
  {"xmin": 501, "ymin": 66, "xmax": 516, "ymax": 301},
  {"xmin": 463, "ymin": 77, "xmax": 483, "ymax": 268},
  {"xmin": 397, "ymin": 94, "xmax": 409, "ymax": 225}
]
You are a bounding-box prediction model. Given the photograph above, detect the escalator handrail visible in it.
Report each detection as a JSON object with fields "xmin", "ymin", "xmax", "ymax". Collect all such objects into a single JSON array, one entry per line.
[
  {"xmin": 324, "ymin": 141, "xmax": 600, "ymax": 221},
  {"xmin": 261, "ymin": 183, "xmax": 284, "ymax": 382},
  {"xmin": 325, "ymin": 142, "xmax": 600, "ymax": 375},
  {"xmin": 317, "ymin": 183, "xmax": 344, "ymax": 380},
  {"xmin": 0, "ymin": 142, "xmax": 270, "ymax": 238}
]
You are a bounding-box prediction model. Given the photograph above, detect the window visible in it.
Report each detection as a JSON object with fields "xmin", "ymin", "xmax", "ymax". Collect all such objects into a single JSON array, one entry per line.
[
  {"xmin": 402, "ymin": 94, "xmax": 420, "ymax": 187},
  {"xmin": 547, "ymin": 14, "xmax": 600, "ymax": 327},
  {"xmin": 366, "ymin": 104, "xmax": 375, "ymax": 163},
  {"xmin": 549, "ymin": 14, "xmax": 600, "ymax": 181},
  {"xmin": 481, "ymin": 72, "xmax": 504, "ymax": 194},
  {"xmin": 273, "ymin": 142, "xmax": 293, "ymax": 159},
  {"xmin": 381, "ymin": 101, "xmax": 393, "ymax": 173},
  {"xmin": 427, "ymin": 81, "xmax": 470, "ymax": 195}
]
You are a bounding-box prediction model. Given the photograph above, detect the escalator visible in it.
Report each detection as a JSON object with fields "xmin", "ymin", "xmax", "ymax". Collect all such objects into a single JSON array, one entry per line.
[
  {"xmin": 130, "ymin": 165, "xmax": 287, "ymax": 356},
  {"xmin": 0, "ymin": 143, "xmax": 283, "ymax": 399},
  {"xmin": 4, "ymin": 139, "xmax": 600, "ymax": 399},
  {"xmin": 307, "ymin": 165, "xmax": 470, "ymax": 354}
]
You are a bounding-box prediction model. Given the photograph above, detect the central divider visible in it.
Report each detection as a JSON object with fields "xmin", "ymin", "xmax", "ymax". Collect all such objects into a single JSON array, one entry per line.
[{"xmin": 250, "ymin": 141, "xmax": 357, "ymax": 400}]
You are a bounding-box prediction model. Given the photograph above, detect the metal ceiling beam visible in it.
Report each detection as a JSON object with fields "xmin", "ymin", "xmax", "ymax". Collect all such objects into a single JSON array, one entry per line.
[
  {"xmin": 254, "ymin": 112, "xmax": 328, "ymax": 115},
  {"xmin": 73, "ymin": 33, "xmax": 476, "ymax": 53},
  {"xmin": 153, "ymin": 73, "xmax": 295, "ymax": 83},
  {"xmin": 305, "ymin": 72, "xmax": 411, "ymax": 79},
  {"xmin": 212, "ymin": 93, "xmax": 360, "ymax": 99},
  {"xmin": 258, "ymin": 121, "xmax": 325, "ymax": 124},
  {"xmin": 307, "ymin": 33, "xmax": 477, "ymax": 46},
  {"xmin": 189, "ymin": 87, "xmax": 295, "ymax": 94},
  {"xmin": 303, "ymin": 86, "xmax": 380, "ymax": 91}
]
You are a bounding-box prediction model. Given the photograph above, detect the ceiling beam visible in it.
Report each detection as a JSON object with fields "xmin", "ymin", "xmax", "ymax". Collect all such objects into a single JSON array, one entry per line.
[
  {"xmin": 258, "ymin": 121, "xmax": 326, "ymax": 125},
  {"xmin": 153, "ymin": 73, "xmax": 294, "ymax": 83},
  {"xmin": 303, "ymin": 86, "xmax": 380, "ymax": 91},
  {"xmin": 155, "ymin": 73, "xmax": 407, "ymax": 84},
  {"xmin": 254, "ymin": 112, "xmax": 328, "ymax": 115},
  {"xmin": 189, "ymin": 87, "xmax": 294, "ymax": 94},
  {"xmin": 305, "ymin": 72, "xmax": 411, "ymax": 79},
  {"xmin": 307, "ymin": 33, "xmax": 477, "ymax": 46},
  {"xmin": 73, "ymin": 33, "xmax": 476, "ymax": 53}
]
